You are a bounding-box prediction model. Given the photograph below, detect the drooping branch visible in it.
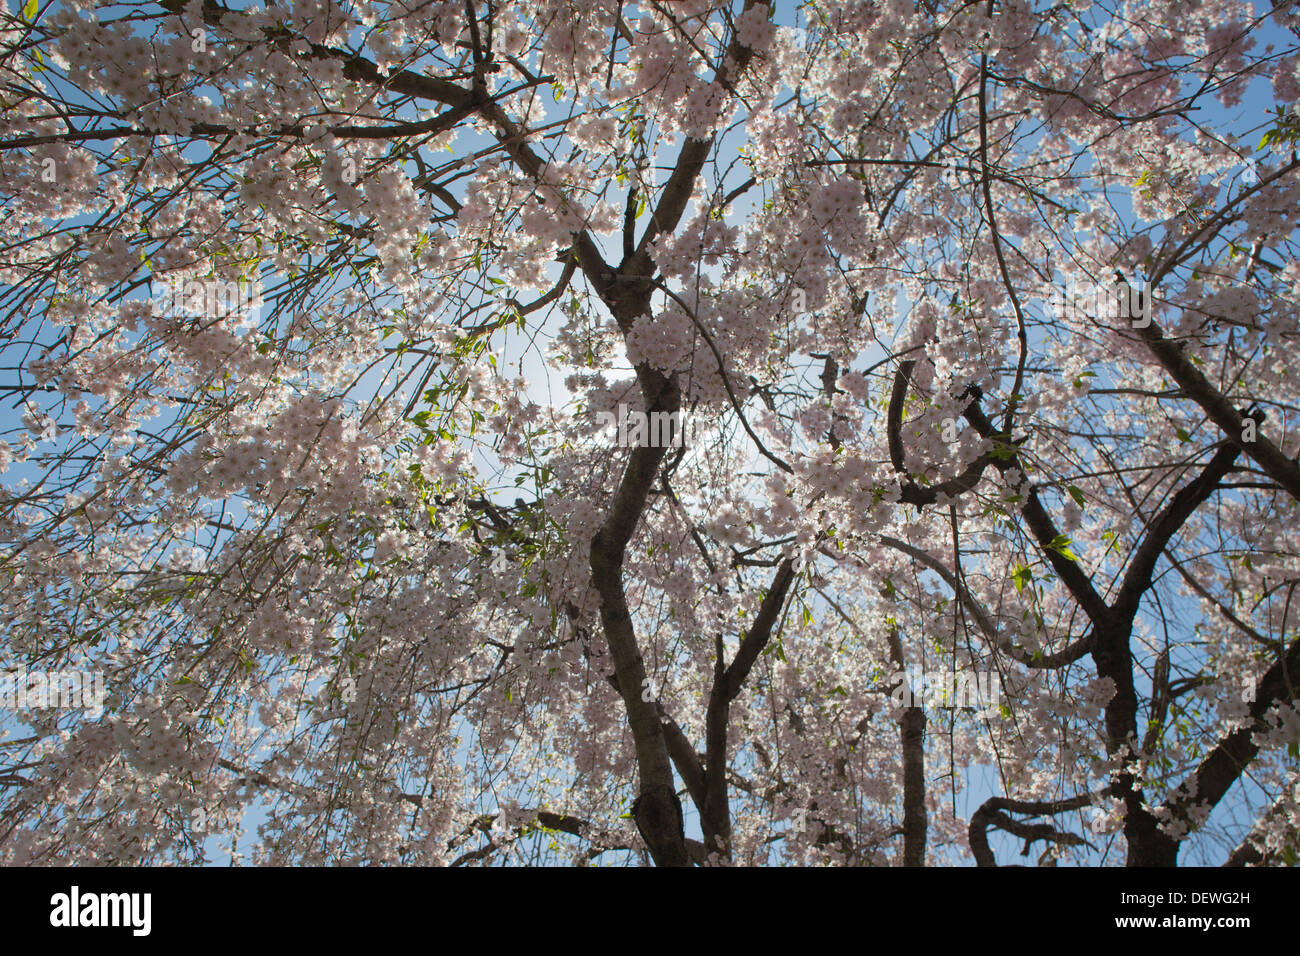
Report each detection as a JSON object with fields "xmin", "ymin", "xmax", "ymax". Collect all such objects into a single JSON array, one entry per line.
[
  {"xmin": 976, "ymin": 52, "xmax": 1029, "ymax": 439},
  {"xmin": 1135, "ymin": 319, "xmax": 1300, "ymax": 502},
  {"xmin": 1111, "ymin": 442, "xmax": 1242, "ymax": 623},
  {"xmin": 969, "ymin": 792, "xmax": 1098, "ymax": 867},
  {"xmin": 962, "ymin": 400, "xmax": 1113, "ymax": 624},
  {"xmin": 887, "ymin": 362, "xmax": 1003, "ymax": 507},
  {"xmin": 877, "ymin": 535, "xmax": 1093, "ymax": 668},
  {"xmin": 0, "ymin": 106, "xmax": 490, "ymax": 150},
  {"xmin": 1162, "ymin": 635, "xmax": 1300, "ymax": 838},
  {"xmin": 635, "ymin": 0, "xmax": 769, "ymax": 257},
  {"xmin": 656, "ymin": 281, "xmax": 793, "ymax": 473},
  {"xmin": 718, "ymin": 559, "xmax": 796, "ymax": 703},
  {"xmin": 448, "ymin": 810, "xmax": 629, "ymax": 866},
  {"xmin": 1223, "ymin": 793, "xmax": 1300, "ymax": 866},
  {"xmin": 158, "ymin": 0, "xmax": 621, "ymax": 298}
]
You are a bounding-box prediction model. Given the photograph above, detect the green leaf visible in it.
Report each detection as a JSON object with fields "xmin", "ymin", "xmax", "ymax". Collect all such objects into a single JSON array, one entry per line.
[
  {"xmin": 1175, "ymin": 427, "xmax": 1191, "ymax": 443},
  {"xmin": 1048, "ymin": 534, "xmax": 1080, "ymax": 562},
  {"xmin": 1067, "ymin": 485, "xmax": 1085, "ymax": 508},
  {"xmin": 1012, "ymin": 565, "xmax": 1033, "ymax": 593},
  {"xmin": 23, "ymin": 0, "xmax": 37, "ymax": 21}
]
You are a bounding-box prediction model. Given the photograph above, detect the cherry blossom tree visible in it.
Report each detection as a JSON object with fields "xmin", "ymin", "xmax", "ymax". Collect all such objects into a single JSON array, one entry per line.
[{"xmin": 1, "ymin": 0, "xmax": 1298, "ymax": 866}]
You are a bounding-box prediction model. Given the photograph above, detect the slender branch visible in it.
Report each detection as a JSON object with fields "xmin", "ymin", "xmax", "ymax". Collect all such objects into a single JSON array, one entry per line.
[
  {"xmin": 719, "ymin": 558, "xmax": 796, "ymax": 701},
  {"xmin": 1111, "ymin": 442, "xmax": 1241, "ymax": 623},
  {"xmin": 877, "ymin": 535, "xmax": 1093, "ymax": 668}
]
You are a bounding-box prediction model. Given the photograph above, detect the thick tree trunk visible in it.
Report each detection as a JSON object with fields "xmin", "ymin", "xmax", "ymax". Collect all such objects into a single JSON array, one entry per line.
[
  {"xmin": 900, "ymin": 704, "xmax": 927, "ymax": 866},
  {"xmin": 886, "ymin": 625, "xmax": 928, "ymax": 865}
]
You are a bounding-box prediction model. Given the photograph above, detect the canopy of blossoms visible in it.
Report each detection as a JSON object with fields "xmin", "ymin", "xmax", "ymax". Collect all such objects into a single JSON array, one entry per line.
[{"xmin": 0, "ymin": 0, "xmax": 1298, "ymax": 866}]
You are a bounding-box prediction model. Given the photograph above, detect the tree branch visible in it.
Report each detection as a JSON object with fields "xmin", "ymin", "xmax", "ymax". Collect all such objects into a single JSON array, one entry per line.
[{"xmin": 969, "ymin": 792, "xmax": 1098, "ymax": 867}]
